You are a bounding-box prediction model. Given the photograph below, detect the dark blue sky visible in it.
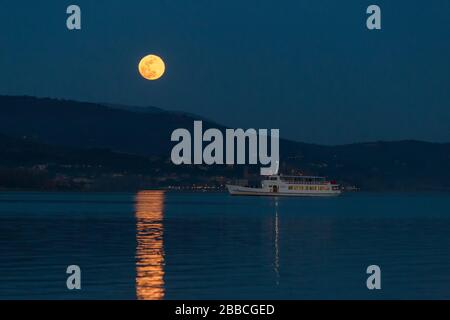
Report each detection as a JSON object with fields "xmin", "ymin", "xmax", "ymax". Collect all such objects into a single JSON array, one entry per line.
[{"xmin": 1, "ymin": 1, "xmax": 449, "ymax": 144}]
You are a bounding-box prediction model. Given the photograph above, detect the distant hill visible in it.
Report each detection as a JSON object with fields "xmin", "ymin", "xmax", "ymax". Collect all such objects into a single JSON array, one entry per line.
[
  {"xmin": 102, "ymin": 103, "xmax": 167, "ymax": 114},
  {"xmin": 281, "ymin": 140, "xmax": 450, "ymax": 191},
  {"xmin": 0, "ymin": 95, "xmax": 222, "ymax": 157},
  {"xmin": 1, "ymin": 95, "xmax": 450, "ymax": 191},
  {"xmin": 103, "ymin": 103, "xmax": 213, "ymax": 121},
  {"xmin": 0, "ymin": 133, "xmax": 239, "ymax": 191}
]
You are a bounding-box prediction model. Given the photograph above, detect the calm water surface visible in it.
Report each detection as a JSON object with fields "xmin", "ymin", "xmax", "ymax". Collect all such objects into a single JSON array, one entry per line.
[{"xmin": 1, "ymin": 191, "xmax": 450, "ymax": 299}]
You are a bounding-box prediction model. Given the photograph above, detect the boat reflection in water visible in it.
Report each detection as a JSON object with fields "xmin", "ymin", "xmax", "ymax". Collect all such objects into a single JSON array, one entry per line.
[
  {"xmin": 274, "ymin": 201, "xmax": 280, "ymax": 285},
  {"xmin": 135, "ymin": 190, "xmax": 166, "ymax": 300}
]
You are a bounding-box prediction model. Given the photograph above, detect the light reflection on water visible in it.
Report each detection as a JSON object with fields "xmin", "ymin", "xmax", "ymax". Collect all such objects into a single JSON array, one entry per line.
[
  {"xmin": 274, "ymin": 201, "xmax": 280, "ymax": 286},
  {"xmin": 133, "ymin": 191, "xmax": 282, "ymax": 299},
  {"xmin": 135, "ymin": 190, "xmax": 165, "ymax": 300}
]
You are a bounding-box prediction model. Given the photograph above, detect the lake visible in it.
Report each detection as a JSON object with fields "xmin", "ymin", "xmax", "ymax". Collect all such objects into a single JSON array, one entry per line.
[{"xmin": 0, "ymin": 191, "xmax": 450, "ymax": 299}]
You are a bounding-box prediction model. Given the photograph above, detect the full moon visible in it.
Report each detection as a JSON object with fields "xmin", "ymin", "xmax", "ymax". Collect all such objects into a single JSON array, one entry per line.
[{"xmin": 138, "ymin": 54, "xmax": 165, "ymax": 80}]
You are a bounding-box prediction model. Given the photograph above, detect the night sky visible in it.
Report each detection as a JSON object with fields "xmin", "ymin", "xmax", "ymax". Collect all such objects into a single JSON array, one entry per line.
[{"xmin": 0, "ymin": 0, "xmax": 449, "ymax": 144}]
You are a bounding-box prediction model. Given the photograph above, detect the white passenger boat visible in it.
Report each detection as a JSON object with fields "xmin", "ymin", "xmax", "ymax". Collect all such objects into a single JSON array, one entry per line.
[{"xmin": 227, "ymin": 174, "xmax": 341, "ymax": 197}]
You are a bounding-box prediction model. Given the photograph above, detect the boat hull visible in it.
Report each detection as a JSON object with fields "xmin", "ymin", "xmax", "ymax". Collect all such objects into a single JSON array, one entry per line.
[{"xmin": 226, "ymin": 185, "xmax": 342, "ymax": 197}]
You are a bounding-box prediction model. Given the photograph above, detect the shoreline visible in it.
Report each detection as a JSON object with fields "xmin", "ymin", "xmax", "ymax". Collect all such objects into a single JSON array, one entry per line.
[{"xmin": 1, "ymin": 189, "xmax": 450, "ymax": 195}]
